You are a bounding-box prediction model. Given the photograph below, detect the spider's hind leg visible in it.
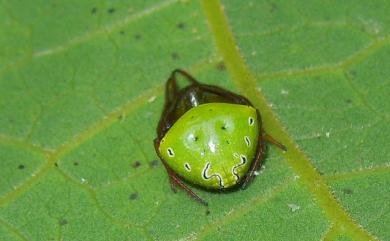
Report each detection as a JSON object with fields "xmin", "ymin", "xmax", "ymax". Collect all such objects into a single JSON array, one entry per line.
[
  {"xmin": 263, "ymin": 132, "xmax": 287, "ymax": 151},
  {"xmin": 153, "ymin": 139, "xmax": 208, "ymax": 206}
]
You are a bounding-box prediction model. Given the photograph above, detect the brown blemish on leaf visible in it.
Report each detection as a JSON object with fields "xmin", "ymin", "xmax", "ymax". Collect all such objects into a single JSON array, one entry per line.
[
  {"xmin": 171, "ymin": 52, "xmax": 180, "ymax": 60},
  {"xmin": 91, "ymin": 7, "xmax": 97, "ymax": 14},
  {"xmin": 59, "ymin": 218, "xmax": 68, "ymax": 226},
  {"xmin": 129, "ymin": 192, "xmax": 139, "ymax": 200},
  {"xmin": 177, "ymin": 22, "xmax": 186, "ymax": 29},
  {"xmin": 132, "ymin": 161, "xmax": 141, "ymax": 168}
]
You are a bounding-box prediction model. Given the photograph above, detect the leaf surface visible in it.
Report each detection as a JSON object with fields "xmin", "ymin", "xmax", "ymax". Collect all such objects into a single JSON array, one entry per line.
[{"xmin": 0, "ymin": 0, "xmax": 389, "ymax": 240}]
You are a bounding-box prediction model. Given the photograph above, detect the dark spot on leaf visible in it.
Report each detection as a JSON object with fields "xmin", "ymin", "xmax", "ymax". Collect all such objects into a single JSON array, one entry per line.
[
  {"xmin": 149, "ymin": 160, "xmax": 159, "ymax": 168},
  {"xmin": 59, "ymin": 218, "xmax": 68, "ymax": 226},
  {"xmin": 270, "ymin": 3, "xmax": 277, "ymax": 12},
  {"xmin": 342, "ymin": 188, "xmax": 353, "ymax": 195},
  {"xmin": 118, "ymin": 114, "xmax": 123, "ymax": 120},
  {"xmin": 177, "ymin": 22, "xmax": 185, "ymax": 29},
  {"xmin": 345, "ymin": 99, "xmax": 352, "ymax": 104},
  {"xmin": 226, "ymin": 140, "xmax": 230, "ymax": 144},
  {"xmin": 216, "ymin": 61, "xmax": 226, "ymax": 71},
  {"xmin": 119, "ymin": 30, "xmax": 125, "ymax": 35},
  {"xmin": 171, "ymin": 52, "xmax": 179, "ymax": 60},
  {"xmin": 349, "ymin": 70, "xmax": 357, "ymax": 77},
  {"xmin": 91, "ymin": 7, "xmax": 97, "ymax": 14},
  {"xmin": 18, "ymin": 164, "xmax": 25, "ymax": 170},
  {"xmin": 209, "ymin": 108, "xmax": 213, "ymax": 111},
  {"xmin": 134, "ymin": 34, "xmax": 142, "ymax": 40},
  {"xmin": 221, "ymin": 126, "xmax": 226, "ymax": 130},
  {"xmin": 73, "ymin": 162, "xmax": 79, "ymax": 166},
  {"xmin": 129, "ymin": 192, "xmax": 138, "ymax": 200},
  {"xmin": 191, "ymin": 115, "xmax": 194, "ymax": 119},
  {"xmin": 107, "ymin": 8, "xmax": 115, "ymax": 14},
  {"xmin": 54, "ymin": 162, "xmax": 58, "ymax": 167},
  {"xmin": 206, "ymin": 209, "xmax": 210, "ymax": 215},
  {"xmin": 132, "ymin": 161, "xmax": 141, "ymax": 168},
  {"xmin": 194, "ymin": 136, "xmax": 198, "ymax": 141}
]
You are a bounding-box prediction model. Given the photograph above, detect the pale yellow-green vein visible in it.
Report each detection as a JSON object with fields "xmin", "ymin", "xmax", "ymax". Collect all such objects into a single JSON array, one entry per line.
[
  {"xmin": 0, "ymin": 218, "xmax": 30, "ymax": 241},
  {"xmin": 201, "ymin": 0, "xmax": 378, "ymax": 240},
  {"xmin": 54, "ymin": 167, "xmax": 140, "ymax": 229},
  {"xmin": 322, "ymin": 224, "xmax": 341, "ymax": 241},
  {"xmin": 33, "ymin": 0, "xmax": 179, "ymax": 58},
  {"xmin": 0, "ymin": 133, "xmax": 52, "ymax": 155},
  {"xmin": 56, "ymin": 167, "xmax": 157, "ymax": 241},
  {"xmin": 54, "ymin": 84, "xmax": 163, "ymax": 158},
  {"xmin": 325, "ymin": 164, "xmax": 390, "ymax": 182},
  {"xmin": 187, "ymin": 178, "xmax": 293, "ymax": 240},
  {"xmin": 0, "ymin": 85, "xmax": 163, "ymax": 207},
  {"xmin": 256, "ymin": 37, "xmax": 390, "ymax": 81},
  {"xmin": 0, "ymin": 151, "xmax": 54, "ymax": 207},
  {"xmin": 0, "ymin": 0, "xmax": 178, "ymax": 78}
]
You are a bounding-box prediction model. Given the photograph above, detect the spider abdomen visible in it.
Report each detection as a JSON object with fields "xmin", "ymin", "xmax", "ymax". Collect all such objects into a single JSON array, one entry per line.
[{"xmin": 159, "ymin": 103, "xmax": 260, "ymax": 189}]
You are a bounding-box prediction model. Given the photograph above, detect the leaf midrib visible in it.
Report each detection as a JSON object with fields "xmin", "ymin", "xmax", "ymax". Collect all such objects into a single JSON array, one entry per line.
[{"xmin": 200, "ymin": 0, "xmax": 378, "ymax": 240}]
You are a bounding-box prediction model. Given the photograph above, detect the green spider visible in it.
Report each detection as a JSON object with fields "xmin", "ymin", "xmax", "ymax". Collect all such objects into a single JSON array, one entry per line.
[{"xmin": 154, "ymin": 69, "xmax": 286, "ymax": 206}]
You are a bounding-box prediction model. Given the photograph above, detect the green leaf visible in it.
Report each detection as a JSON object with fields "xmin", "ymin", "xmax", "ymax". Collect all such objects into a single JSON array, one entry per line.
[{"xmin": 0, "ymin": 0, "xmax": 389, "ymax": 240}]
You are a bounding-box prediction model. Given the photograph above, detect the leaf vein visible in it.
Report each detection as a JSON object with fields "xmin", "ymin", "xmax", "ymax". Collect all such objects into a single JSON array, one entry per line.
[
  {"xmin": 255, "ymin": 37, "xmax": 390, "ymax": 81},
  {"xmin": 201, "ymin": 1, "xmax": 379, "ymax": 240},
  {"xmin": 325, "ymin": 164, "xmax": 390, "ymax": 182},
  {"xmin": 182, "ymin": 177, "xmax": 293, "ymax": 240},
  {"xmin": 0, "ymin": 85, "xmax": 162, "ymax": 207},
  {"xmin": 0, "ymin": 217, "xmax": 31, "ymax": 241},
  {"xmin": 33, "ymin": 0, "xmax": 179, "ymax": 58},
  {"xmin": 54, "ymin": 167, "xmax": 142, "ymax": 229}
]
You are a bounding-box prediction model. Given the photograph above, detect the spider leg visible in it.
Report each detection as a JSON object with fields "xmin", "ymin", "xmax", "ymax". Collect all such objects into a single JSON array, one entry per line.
[
  {"xmin": 199, "ymin": 84, "xmax": 253, "ymax": 105},
  {"xmin": 165, "ymin": 164, "xmax": 208, "ymax": 206},
  {"xmin": 170, "ymin": 69, "xmax": 199, "ymax": 85},
  {"xmin": 263, "ymin": 132, "xmax": 287, "ymax": 151},
  {"xmin": 157, "ymin": 69, "xmax": 201, "ymax": 139},
  {"xmin": 153, "ymin": 139, "xmax": 208, "ymax": 206},
  {"xmin": 165, "ymin": 70, "xmax": 179, "ymax": 104},
  {"xmin": 241, "ymin": 131, "xmax": 266, "ymax": 190},
  {"xmin": 170, "ymin": 69, "xmax": 253, "ymax": 106},
  {"xmin": 241, "ymin": 125, "xmax": 286, "ymax": 189},
  {"xmin": 240, "ymin": 109, "xmax": 266, "ymax": 189}
]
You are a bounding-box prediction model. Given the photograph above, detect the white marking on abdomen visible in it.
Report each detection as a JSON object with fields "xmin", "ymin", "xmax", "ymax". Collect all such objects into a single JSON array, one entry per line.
[
  {"xmin": 232, "ymin": 154, "xmax": 248, "ymax": 182},
  {"xmin": 202, "ymin": 162, "xmax": 224, "ymax": 188},
  {"xmin": 167, "ymin": 147, "xmax": 175, "ymax": 157},
  {"xmin": 248, "ymin": 117, "xmax": 254, "ymax": 126},
  {"xmin": 244, "ymin": 136, "xmax": 251, "ymax": 146},
  {"xmin": 184, "ymin": 163, "xmax": 191, "ymax": 172}
]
